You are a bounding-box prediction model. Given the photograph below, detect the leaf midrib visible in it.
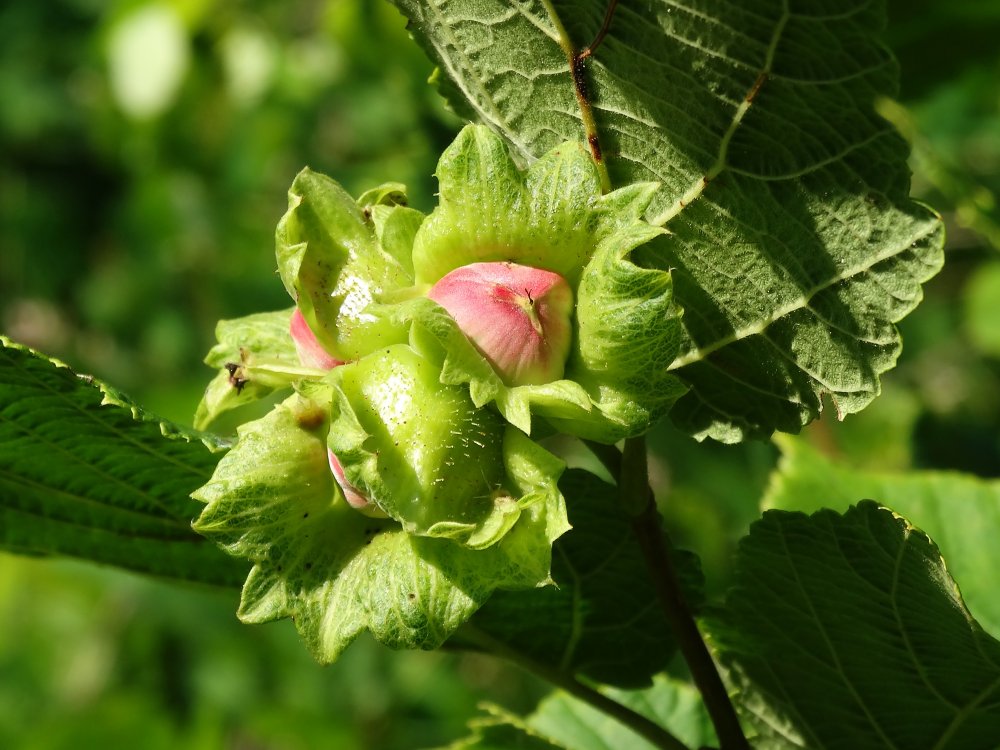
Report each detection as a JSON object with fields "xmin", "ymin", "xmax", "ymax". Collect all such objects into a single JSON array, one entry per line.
[
  {"xmin": 777, "ymin": 518, "xmax": 901, "ymax": 750},
  {"xmin": 1, "ymin": 340, "xmax": 216, "ymax": 521},
  {"xmin": 648, "ymin": 0, "xmax": 791, "ymax": 227}
]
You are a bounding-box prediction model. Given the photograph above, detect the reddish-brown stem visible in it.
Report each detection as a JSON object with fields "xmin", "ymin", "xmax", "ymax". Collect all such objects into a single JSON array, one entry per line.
[{"xmin": 619, "ymin": 437, "xmax": 750, "ymax": 750}]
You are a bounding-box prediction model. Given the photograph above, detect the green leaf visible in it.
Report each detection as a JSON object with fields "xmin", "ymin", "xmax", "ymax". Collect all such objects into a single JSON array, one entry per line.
[
  {"xmin": 195, "ymin": 309, "xmax": 301, "ymax": 430},
  {"xmin": 443, "ymin": 676, "xmax": 715, "ymax": 750},
  {"xmin": 0, "ymin": 336, "xmax": 245, "ymax": 586},
  {"xmin": 963, "ymin": 261, "xmax": 1000, "ymax": 359},
  {"xmin": 711, "ymin": 502, "xmax": 1000, "ymax": 749},
  {"xmin": 193, "ymin": 394, "xmax": 567, "ymax": 663},
  {"xmin": 764, "ymin": 436, "xmax": 1000, "ymax": 638},
  {"xmin": 393, "ymin": 0, "xmax": 944, "ymax": 442},
  {"xmin": 468, "ymin": 469, "xmax": 702, "ymax": 689}
]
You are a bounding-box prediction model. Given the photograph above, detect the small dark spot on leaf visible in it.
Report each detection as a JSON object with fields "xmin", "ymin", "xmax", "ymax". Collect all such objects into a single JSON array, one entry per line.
[
  {"xmin": 295, "ymin": 405, "xmax": 326, "ymax": 430},
  {"xmin": 407, "ymin": 593, "xmax": 416, "ymax": 601},
  {"xmin": 746, "ymin": 71, "xmax": 768, "ymax": 103},
  {"xmin": 571, "ymin": 55, "xmax": 589, "ymax": 100}
]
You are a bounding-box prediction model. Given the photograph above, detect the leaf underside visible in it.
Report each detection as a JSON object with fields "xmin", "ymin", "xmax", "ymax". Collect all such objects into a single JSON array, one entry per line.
[
  {"xmin": 392, "ymin": 0, "xmax": 944, "ymax": 442},
  {"xmin": 0, "ymin": 336, "xmax": 245, "ymax": 586},
  {"xmin": 710, "ymin": 502, "xmax": 1000, "ymax": 749}
]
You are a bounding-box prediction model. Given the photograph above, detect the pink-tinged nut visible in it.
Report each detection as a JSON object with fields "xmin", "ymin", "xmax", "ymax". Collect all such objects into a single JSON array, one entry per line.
[
  {"xmin": 428, "ymin": 262, "xmax": 573, "ymax": 386},
  {"xmin": 328, "ymin": 448, "xmax": 371, "ymax": 509},
  {"xmin": 290, "ymin": 308, "xmax": 343, "ymax": 370}
]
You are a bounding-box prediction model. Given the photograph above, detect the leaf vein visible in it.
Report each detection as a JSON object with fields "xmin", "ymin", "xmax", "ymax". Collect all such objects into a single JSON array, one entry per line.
[
  {"xmin": 669, "ymin": 221, "xmax": 940, "ymax": 369},
  {"xmin": 777, "ymin": 518, "xmax": 902, "ymax": 750}
]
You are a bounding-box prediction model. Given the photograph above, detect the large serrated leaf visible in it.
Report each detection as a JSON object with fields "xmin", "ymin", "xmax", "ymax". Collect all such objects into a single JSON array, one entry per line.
[
  {"xmin": 392, "ymin": 0, "xmax": 944, "ymax": 442},
  {"xmin": 468, "ymin": 469, "xmax": 703, "ymax": 689},
  {"xmin": 764, "ymin": 436, "xmax": 1000, "ymax": 639},
  {"xmin": 0, "ymin": 336, "xmax": 245, "ymax": 586},
  {"xmin": 710, "ymin": 502, "xmax": 1000, "ymax": 749}
]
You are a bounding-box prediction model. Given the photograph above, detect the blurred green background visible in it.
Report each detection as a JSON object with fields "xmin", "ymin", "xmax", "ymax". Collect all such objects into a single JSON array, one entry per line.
[{"xmin": 1, "ymin": 0, "xmax": 999, "ymax": 747}]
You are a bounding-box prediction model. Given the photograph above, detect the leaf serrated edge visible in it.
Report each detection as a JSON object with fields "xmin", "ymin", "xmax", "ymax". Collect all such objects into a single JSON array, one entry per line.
[{"xmin": 1, "ymin": 334, "xmax": 230, "ymax": 454}]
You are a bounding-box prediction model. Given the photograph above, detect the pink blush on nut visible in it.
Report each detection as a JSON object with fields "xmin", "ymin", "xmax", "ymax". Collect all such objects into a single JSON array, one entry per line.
[
  {"xmin": 290, "ymin": 308, "xmax": 343, "ymax": 370},
  {"xmin": 328, "ymin": 449, "xmax": 371, "ymax": 510}
]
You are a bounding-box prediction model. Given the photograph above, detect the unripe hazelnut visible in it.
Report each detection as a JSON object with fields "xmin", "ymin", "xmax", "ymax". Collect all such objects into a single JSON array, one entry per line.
[{"xmin": 428, "ymin": 262, "xmax": 573, "ymax": 386}]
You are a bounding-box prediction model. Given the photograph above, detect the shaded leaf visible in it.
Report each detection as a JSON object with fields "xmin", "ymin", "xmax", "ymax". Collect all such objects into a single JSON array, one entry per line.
[
  {"xmin": 764, "ymin": 436, "xmax": 1000, "ymax": 638},
  {"xmin": 711, "ymin": 502, "xmax": 1000, "ymax": 749},
  {"xmin": 469, "ymin": 469, "xmax": 702, "ymax": 688}
]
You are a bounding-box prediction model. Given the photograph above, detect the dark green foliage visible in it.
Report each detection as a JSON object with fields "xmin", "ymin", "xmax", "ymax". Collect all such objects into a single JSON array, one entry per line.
[{"xmin": 0, "ymin": 337, "xmax": 245, "ymax": 585}]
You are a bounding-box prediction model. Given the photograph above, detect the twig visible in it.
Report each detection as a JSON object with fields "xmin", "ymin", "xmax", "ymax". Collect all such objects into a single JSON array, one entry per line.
[
  {"xmin": 578, "ymin": 0, "xmax": 620, "ymax": 60},
  {"xmin": 619, "ymin": 437, "xmax": 750, "ymax": 750},
  {"xmin": 540, "ymin": 0, "xmax": 612, "ymax": 193}
]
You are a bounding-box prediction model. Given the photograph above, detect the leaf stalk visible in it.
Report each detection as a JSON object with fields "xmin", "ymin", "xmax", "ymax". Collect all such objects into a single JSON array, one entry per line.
[
  {"xmin": 619, "ymin": 437, "xmax": 750, "ymax": 750},
  {"xmin": 540, "ymin": 0, "xmax": 612, "ymax": 193}
]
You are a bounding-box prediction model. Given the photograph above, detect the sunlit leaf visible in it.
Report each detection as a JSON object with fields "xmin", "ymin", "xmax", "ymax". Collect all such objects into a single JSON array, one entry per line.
[{"xmin": 0, "ymin": 337, "xmax": 244, "ymax": 586}]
